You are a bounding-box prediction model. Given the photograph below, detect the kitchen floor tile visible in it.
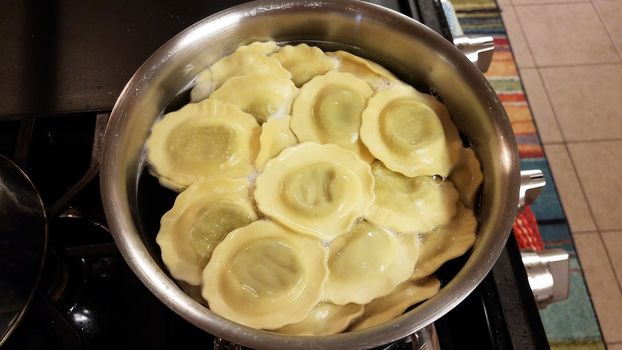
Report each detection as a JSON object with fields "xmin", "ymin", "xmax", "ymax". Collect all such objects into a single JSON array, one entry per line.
[
  {"xmin": 573, "ymin": 233, "xmax": 622, "ymax": 343},
  {"xmin": 539, "ymin": 64, "xmax": 622, "ymax": 141},
  {"xmin": 496, "ymin": 0, "xmax": 511, "ymax": 9},
  {"xmin": 593, "ymin": 0, "xmax": 622, "ymax": 56},
  {"xmin": 519, "ymin": 69, "xmax": 563, "ymax": 143},
  {"xmin": 515, "ymin": 3, "xmax": 620, "ymax": 66},
  {"xmin": 500, "ymin": 6, "xmax": 535, "ymax": 68},
  {"xmin": 543, "ymin": 145, "xmax": 597, "ymax": 233},
  {"xmin": 608, "ymin": 343, "xmax": 622, "ymax": 350},
  {"xmin": 568, "ymin": 141, "xmax": 622, "ymax": 231},
  {"xmin": 601, "ymin": 231, "xmax": 622, "ymax": 287}
]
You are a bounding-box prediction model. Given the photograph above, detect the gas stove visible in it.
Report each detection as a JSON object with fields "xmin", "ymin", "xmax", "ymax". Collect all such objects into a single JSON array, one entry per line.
[{"xmin": 0, "ymin": 0, "xmax": 549, "ymax": 349}]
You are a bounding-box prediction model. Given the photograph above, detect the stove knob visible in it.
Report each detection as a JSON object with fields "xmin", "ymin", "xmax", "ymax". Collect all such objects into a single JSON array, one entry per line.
[{"xmin": 521, "ymin": 249, "xmax": 570, "ymax": 308}]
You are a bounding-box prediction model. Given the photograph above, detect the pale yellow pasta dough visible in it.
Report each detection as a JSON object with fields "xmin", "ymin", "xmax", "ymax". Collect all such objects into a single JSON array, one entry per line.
[
  {"xmin": 191, "ymin": 41, "xmax": 290, "ymax": 102},
  {"xmin": 291, "ymin": 71, "xmax": 375, "ymax": 162},
  {"xmin": 156, "ymin": 178, "xmax": 257, "ymax": 285},
  {"xmin": 146, "ymin": 98, "xmax": 260, "ymax": 191},
  {"xmin": 202, "ymin": 220, "xmax": 328, "ymax": 330},
  {"xmin": 449, "ymin": 148, "xmax": 483, "ymax": 209},
  {"xmin": 272, "ymin": 43, "xmax": 337, "ymax": 87},
  {"xmin": 366, "ymin": 161, "xmax": 459, "ymax": 233},
  {"xmin": 273, "ymin": 302, "xmax": 364, "ymax": 336},
  {"xmin": 323, "ymin": 221, "xmax": 420, "ymax": 305},
  {"xmin": 328, "ymin": 50, "xmax": 398, "ymax": 90},
  {"xmin": 255, "ymin": 115, "xmax": 298, "ymax": 170},
  {"xmin": 349, "ymin": 277, "xmax": 441, "ymax": 331},
  {"xmin": 254, "ymin": 142, "xmax": 375, "ymax": 240},
  {"xmin": 360, "ymin": 84, "xmax": 462, "ymax": 178},
  {"xmin": 210, "ymin": 72, "xmax": 298, "ymax": 124},
  {"xmin": 413, "ymin": 203, "xmax": 478, "ymax": 279}
]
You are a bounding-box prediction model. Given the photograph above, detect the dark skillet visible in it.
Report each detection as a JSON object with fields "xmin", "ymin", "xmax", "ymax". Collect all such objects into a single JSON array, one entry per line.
[{"xmin": 0, "ymin": 154, "xmax": 47, "ymax": 345}]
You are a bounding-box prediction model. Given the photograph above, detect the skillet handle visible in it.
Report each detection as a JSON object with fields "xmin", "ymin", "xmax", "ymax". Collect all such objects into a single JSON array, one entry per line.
[{"xmin": 410, "ymin": 323, "xmax": 440, "ymax": 350}]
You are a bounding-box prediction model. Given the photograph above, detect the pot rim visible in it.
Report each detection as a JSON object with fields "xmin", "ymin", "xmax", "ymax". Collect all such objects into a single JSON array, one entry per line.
[{"xmin": 101, "ymin": 1, "xmax": 520, "ymax": 349}]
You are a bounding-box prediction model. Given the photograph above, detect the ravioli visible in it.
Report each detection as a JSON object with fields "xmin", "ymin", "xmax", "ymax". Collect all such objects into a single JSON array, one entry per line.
[
  {"xmin": 349, "ymin": 277, "xmax": 441, "ymax": 331},
  {"xmin": 146, "ymin": 98, "xmax": 260, "ymax": 191},
  {"xmin": 271, "ymin": 43, "xmax": 337, "ymax": 87},
  {"xmin": 202, "ymin": 220, "xmax": 328, "ymax": 330},
  {"xmin": 413, "ymin": 203, "xmax": 478, "ymax": 279},
  {"xmin": 148, "ymin": 41, "xmax": 484, "ymax": 334},
  {"xmin": 255, "ymin": 115, "xmax": 298, "ymax": 170},
  {"xmin": 328, "ymin": 50, "xmax": 398, "ymax": 90},
  {"xmin": 156, "ymin": 178, "xmax": 257, "ymax": 285},
  {"xmin": 366, "ymin": 162, "xmax": 459, "ymax": 233},
  {"xmin": 449, "ymin": 148, "xmax": 483, "ymax": 209},
  {"xmin": 290, "ymin": 71, "xmax": 375, "ymax": 162},
  {"xmin": 323, "ymin": 221, "xmax": 420, "ymax": 305},
  {"xmin": 254, "ymin": 142, "xmax": 375, "ymax": 240},
  {"xmin": 210, "ymin": 72, "xmax": 298, "ymax": 124},
  {"xmin": 273, "ymin": 302, "xmax": 364, "ymax": 336},
  {"xmin": 191, "ymin": 41, "xmax": 290, "ymax": 102},
  {"xmin": 360, "ymin": 84, "xmax": 462, "ymax": 178}
]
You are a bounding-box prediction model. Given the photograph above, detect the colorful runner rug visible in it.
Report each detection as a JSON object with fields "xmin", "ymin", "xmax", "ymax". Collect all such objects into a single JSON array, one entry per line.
[{"xmin": 448, "ymin": 0, "xmax": 606, "ymax": 348}]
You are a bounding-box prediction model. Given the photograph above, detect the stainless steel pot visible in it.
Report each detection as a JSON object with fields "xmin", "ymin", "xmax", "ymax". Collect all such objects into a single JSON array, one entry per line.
[{"xmin": 100, "ymin": 1, "xmax": 520, "ymax": 348}]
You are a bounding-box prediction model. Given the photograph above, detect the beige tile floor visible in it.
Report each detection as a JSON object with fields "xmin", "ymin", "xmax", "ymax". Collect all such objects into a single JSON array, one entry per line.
[{"xmin": 498, "ymin": 0, "xmax": 622, "ymax": 347}]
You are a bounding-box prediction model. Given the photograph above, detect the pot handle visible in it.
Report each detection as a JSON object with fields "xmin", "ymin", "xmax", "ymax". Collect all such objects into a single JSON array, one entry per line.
[
  {"xmin": 454, "ymin": 35, "xmax": 495, "ymax": 72},
  {"xmin": 518, "ymin": 169, "xmax": 545, "ymax": 211}
]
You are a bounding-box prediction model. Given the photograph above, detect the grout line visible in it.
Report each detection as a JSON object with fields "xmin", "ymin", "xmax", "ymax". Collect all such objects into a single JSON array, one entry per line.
[
  {"xmin": 572, "ymin": 229, "xmax": 622, "ymax": 234},
  {"xmin": 508, "ymin": 4, "xmax": 540, "ymax": 68},
  {"xmin": 541, "ymin": 141, "xmax": 566, "ymax": 146},
  {"xmin": 572, "ymin": 230, "xmax": 601, "ymax": 235},
  {"xmin": 565, "ymin": 139, "xmax": 622, "ymax": 145},
  {"xmin": 574, "ymin": 229, "xmax": 622, "ymax": 237},
  {"xmin": 590, "ymin": 1, "xmax": 622, "ymax": 61},
  {"xmin": 535, "ymin": 61, "xmax": 622, "ymax": 69},
  {"xmin": 563, "ymin": 144, "xmax": 601, "ymax": 233},
  {"xmin": 571, "ymin": 232, "xmax": 610, "ymax": 343},
  {"xmin": 597, "ymin": 230, "xmax": 622, "ymax": 302},
  {"xmin": 499, "ymin": 10, "xmax": 556, "ymax": 146},
  {"xmin": 533, "ymin": 68, "xmax": 567, "ymax": 142}
]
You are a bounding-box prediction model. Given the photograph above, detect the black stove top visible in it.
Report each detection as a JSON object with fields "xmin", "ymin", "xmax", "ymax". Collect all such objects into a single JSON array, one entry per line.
[
  {"xmin": 0, "ymin": 1, "xmax": 548, "ymax": 349},
  {"xmin": 0, "ymin": 0, "xmax": 452, "ymax": 118}
]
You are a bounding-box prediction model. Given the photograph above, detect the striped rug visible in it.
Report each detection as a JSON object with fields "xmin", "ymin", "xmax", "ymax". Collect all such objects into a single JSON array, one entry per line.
[{"xmin": 449, "ymin": 0, "xmax": 606, "ymax": 348}]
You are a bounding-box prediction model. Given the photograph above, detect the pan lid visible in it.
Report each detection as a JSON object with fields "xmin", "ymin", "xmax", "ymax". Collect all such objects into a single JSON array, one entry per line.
[{"xmin": 0, "ymin": 154, "xmax": 47, "ymax": 345}]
